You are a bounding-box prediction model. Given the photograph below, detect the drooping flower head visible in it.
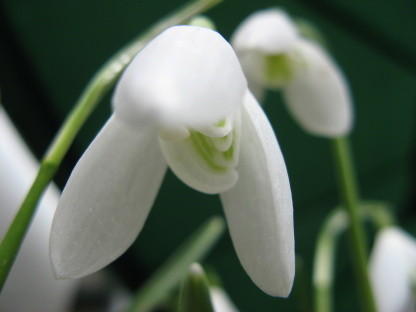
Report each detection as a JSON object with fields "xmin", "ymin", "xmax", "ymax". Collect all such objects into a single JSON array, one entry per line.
[
  {"xmin": 232, "ymin": 8, "xmax": 353, "ymax": 138},
  {"xmin": 369, "ymin": 227, "xmax": 416, "ymax": 312},
  {"xmin": 50, "ymin": 25, "xmax": 294, "ymax": 297}
]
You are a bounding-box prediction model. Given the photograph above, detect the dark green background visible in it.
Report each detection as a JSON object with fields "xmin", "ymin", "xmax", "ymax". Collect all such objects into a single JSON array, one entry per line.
[{"xmin": 1, "ymin": 0, "xmax": 415, "ymax": 311}]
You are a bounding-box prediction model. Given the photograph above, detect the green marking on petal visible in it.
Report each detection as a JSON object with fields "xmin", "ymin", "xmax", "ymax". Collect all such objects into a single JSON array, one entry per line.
[
  {"xmin": 189, "ymin": 128, "xmax": 237, "ymax": 173},
  {"xmin": 215, "ymin": 119, "xmax": 227, "ymax": 128},
  {"xmin": 189, "ymin": 132, "xmax": 227, "ymax": 172},
  {"xmin": 264, "ymin": 53, "xmax": 293, "ymax": 87}
]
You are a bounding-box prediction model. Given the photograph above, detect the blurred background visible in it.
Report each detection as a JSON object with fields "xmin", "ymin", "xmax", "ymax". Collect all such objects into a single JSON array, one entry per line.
[{"xmin": 0, "ymin": 0, "xmax": 415, "ymax": 311}]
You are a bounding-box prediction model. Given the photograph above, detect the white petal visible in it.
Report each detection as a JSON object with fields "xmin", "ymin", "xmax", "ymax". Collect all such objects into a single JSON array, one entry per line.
[
  {"xmin": 113, "ymin": 25, "xmax": 247, "ymax": 129},
  {"xmin": 231, "ymin": 9, "xmax": 298, "ymax": 54},
  {"xmin": 369, "ymin": 227, "xmax": 416, "ymax": 312},
  {"xmin": 50, "ymin": 115, "xmax": 167, "ymax": 278},
  {"xmin": 156, "ymin": 124, "xmax": 190, "ymax": 141},
  {"xmin": 283, "ymin": 38, "xmax": 353, "ymax": 137},
  {"xmin": 220, "ymin": 91, "xmax": 294, "ymax": 297},
  {"xmin": 158, "ymin": 112, "xmax": 241, "ymax": 195},
  {"xmin": 0, "ymin": 109, "xmax": 78, "ymax": 312}
]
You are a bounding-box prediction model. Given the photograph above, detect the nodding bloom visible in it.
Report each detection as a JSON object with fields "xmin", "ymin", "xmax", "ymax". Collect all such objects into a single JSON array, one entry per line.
[
  {"xmin": 369, "ymin": 227, "xmax": 416, "ymax": 312},
  {"xmin": 231, "ymin": 8, "xmax": 353, "ymax": 138},
  {"xmin": 50, "ymin": 25, "xmax": 294, "ymax": 297}
]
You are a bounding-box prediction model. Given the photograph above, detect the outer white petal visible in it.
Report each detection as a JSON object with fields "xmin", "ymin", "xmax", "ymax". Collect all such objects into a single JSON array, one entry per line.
[
  {"xmin": 369, "ymin": 227, "xmax": 416, "ymax": 312},
  {"xmin": 0, "ymin": 110, "xmax": 78, "ymax": 312},
  {"xmin": 50, "ymin": 114, "xmax": 167, "ymax": 278},
  {"xmin": 231, "ymin": 9, "xmax": 298, "ymax": 54},
  {"xmin": 220, "ymin": 91, "xmax": 294, "ymax": 297},
  {"xmin": 283, "ymin": 38, "xmax": 353, "ymax": 137},
  {"xmin": 113, "ymin": 25, "xmax": 247, "ymax": 129}
]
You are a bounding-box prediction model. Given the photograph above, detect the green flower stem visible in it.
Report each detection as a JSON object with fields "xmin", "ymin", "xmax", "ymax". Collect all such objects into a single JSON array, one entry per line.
[
  {"xmin": 0, "ymin": 163, "xmax": 55, "ymax": 291},
  {"xmin": 125, "ymin": 217, "xmax": 225, "ymax": 312},
  {"xmin": 0, "ymin": 0, "xmax": 223, "ymax": 292},
  {"xmin": 330, "ymin": 137, "xmax": 377, "ymax": 312},
  {"xmin": 313, "ymin": 201, "xmax": 396, "ymax": 312},
  {"xmin": 360, "ymin": 201, "xmax": 396, "ymax": 230},
  {"xmin": 313, "ymin": 208, "xmax": 348, "ymax": 312}
]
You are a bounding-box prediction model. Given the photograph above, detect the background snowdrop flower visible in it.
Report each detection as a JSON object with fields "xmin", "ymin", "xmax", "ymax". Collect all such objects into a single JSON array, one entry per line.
[
  {"xmin": 369, "ymin": 227, "xmax": 416, "ymax": 312},
  {"xmin": 50, "ymin": 25, "xmax": 294, "ymax": 297},
  {"xmin": 232, "ymin": 8, "xmax": 353, "ymax": 137},
  {"xmin": 210, "ymin": 287, "xmax": 239, "ymax": 312},
  {"xmin": 0, "ymin": 109, "xmax": 78, "ymax": 312},
  {"xmin": 231, "ymin": 9, "xmax": 298, "ymax": 99}
]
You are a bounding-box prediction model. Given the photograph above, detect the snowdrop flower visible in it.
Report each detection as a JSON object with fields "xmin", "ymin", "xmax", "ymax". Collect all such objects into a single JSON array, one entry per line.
[
  {"xmin": 50, "ymin": 26, "xmax": 294, "ymax": 297},
  {"xmin": 210, "ymin": 287, "xmax": 239, "ymax": 312},
  {"xmin": 231, "ymin": 9, "xmax": 298, "ymax": 100},
  {"xmin": 369, "ymin": 227, "xmax": 416, "ymax": 312},
  {"xmin": 231, "ymin": 8, "xmax": 353, "ymax": 137},
  {"xmin": 0, "ymin": 109, "xmax": 78, "ymax": 312}
]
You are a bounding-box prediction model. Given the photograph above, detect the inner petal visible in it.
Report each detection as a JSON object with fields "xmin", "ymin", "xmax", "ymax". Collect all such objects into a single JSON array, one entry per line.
[{"xmin": 158, "ymin": 112, "xmax": 241, "ymax": 194}]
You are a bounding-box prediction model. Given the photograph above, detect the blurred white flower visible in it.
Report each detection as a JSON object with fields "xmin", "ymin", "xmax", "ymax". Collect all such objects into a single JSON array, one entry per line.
[
  {"xmin": 0, "ymin": 109, "xmax": 78, "ymax": 312},
  {"xmin": 50, "ymin": 25, "xmax": 294, "ymax": 297},
  {"xmin": 231, "ymin": 8, "xmax": 353, "ymax": 137},
  {"xmin": 210, "ymin": 287, "xmax": 239, "ymax": 312},
  {"xmin": 369, "ymin": 227, "xmax": 416, "ymax": 312}
]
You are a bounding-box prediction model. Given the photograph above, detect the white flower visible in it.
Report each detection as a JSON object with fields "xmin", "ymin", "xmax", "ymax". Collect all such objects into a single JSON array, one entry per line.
[
  {"xmin": 231, "ymin": 8, "xmax": 353, "ymax": 137},
  {"xmin": 0, "ymin": 109, "xmax": 78, "ymax": 312},
  {"xmin": 369, "ymin": 227, "xmax": 416, "ymax": 312},
  {"xmin": 50, "ymin": 26, "xmax": 294, "ymax": 297},
  {"xmin": 210, "ymin": 287, "xmax": 239, "ymax": 312},
  {"xmin": 231, "ymin": 9, "xmax": 298, "ymax": 99}
]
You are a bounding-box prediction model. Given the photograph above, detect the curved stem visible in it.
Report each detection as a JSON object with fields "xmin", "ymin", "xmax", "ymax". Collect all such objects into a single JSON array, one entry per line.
[
  {"xmin": 313, "ymin": 201, "xmax": 396, "ymax": 312},
  {"xmin": 0, "ymin": 0, "xmax": 223, "ymax": 292},
  {"xmin": 330, "ymin": 137, "xmax": 377, "ymax": 312},
  {"xmin": 313, "ymin": 208, "xmax": 349, "ymax": 312}
]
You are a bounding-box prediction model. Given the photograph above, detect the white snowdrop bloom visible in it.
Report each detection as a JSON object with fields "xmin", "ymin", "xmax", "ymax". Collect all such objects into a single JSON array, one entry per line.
[
  {"xmin": 231, "ymin": 9, "xmax": 299, "ymax": 99},
  {"xmin": 369, "ymin": 227, "xmax": 416, "ymax": 312},
  {"xmin": 232, "ymin": 9, "xmax": 353, "ymax": 137},
  {"xmin": 210, "ymin": 287, "xmax": 239, "ymax": 312},
  {"xmin": 0, "ymin": 109, "xmax": 78, "ymax": 312},
  {"xmin": 50, "ymin": 25, "xmax": 294, "ymax": 297},
  {"xmin": 282, "ymin": 38, "xmax": 353, "ymax": 137}
]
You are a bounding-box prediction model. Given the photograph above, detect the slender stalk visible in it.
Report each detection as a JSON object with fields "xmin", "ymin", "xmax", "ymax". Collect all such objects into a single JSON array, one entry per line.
[
  {"xmin": 331, "ymin": 137, "xmax": 377, "ymax": 312},
  {"xmin": 313, "ymin": 208, "xmax": 348, "ymax": 312},
  {"xmin": 313, "ymin": 202, "xmax": 395, "ymax": 312},
  {"xmin": 0, "ymin": 0, "xmax": 223, "ymax": 292}
]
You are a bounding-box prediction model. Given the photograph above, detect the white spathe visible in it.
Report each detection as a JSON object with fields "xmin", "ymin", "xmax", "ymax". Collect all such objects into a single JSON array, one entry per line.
[
  {"xmin": 231, "ymin": 8, "xmax": 353, "ymax": 138},
  {"xmin": 369, "ymin": 227, "xmax": 416, "ymax": 312},
  {"xmin": 50, "ymin": 25, "xmax": 294, "ymax": 297},
  {"xmin": 0, "ymin": 109, "xmax": 78, "ymax": 312}
]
